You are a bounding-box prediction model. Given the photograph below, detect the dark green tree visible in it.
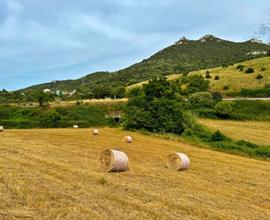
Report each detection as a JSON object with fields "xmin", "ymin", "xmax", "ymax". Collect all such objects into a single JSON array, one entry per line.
[
  {"xmin": 123, "ymin": 77, "xmax": 186, "ymax": 134},
  {"xmin": 35, "ymin": 91, "xmax": 50, "ymax": 107},
  {"xmin": 186, "ymin": 75, "xmax": 210, "ymax": 94}
]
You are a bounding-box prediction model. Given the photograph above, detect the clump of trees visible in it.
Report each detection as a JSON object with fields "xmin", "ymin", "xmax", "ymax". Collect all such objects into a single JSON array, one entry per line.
[{"xmin": 124, "ymin": 77, "xmax": 187, "ymax": 134}]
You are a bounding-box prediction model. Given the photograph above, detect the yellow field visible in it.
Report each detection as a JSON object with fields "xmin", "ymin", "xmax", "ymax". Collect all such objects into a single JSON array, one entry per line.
[
  {"xmin": 0, "ymin": 128, "xmax": 269, "ymax": 219},
  {"xmin": 199, "ymin": 119, "xmax": 270, "ymax": 146},
  {"xmin": 127, "ymin": 57, "xmax": 270, "ymax": 93}
]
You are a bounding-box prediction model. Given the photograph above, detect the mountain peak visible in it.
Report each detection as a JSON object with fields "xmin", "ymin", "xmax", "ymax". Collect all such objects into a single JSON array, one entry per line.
[
  {"xmin": 247, "ymin": 38, "xmax": 264, "ymax": 44},
  {"xmin": 198, "ymin": 34, "xmax": 223, "ymax": 42},
  {"xmin": 175, "ymin": 36, "xmax": 189, "ymax": 45}
]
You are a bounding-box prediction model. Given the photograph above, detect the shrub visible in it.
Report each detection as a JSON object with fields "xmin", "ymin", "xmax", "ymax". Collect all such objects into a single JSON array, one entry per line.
[
  {"xmin": 236, "ymin": 64, "xmax": 245, "ymax": 69},
  {"xmin": 256, "ymin": 74, "xmax": 263, "ymax": 80},
  {"xmin": 205, "ymin": 73, "xmax": 211, "ymax": 79},
  {"xmin": 186, "ymin": 75, "xmax": 210, "ymax": 94},
  {"xmin": 223, "ymin": 85, "xmax": 229, "ymax": 90},
  {"xmin": 245, "ymin": 67, "xmax": 255, "ymax": 74},
  {"xmin": 212, "ymin": 130, "xmax": 225, "ymax": 142},
  {"xmin": 211, "ymin": 91, "xmax": 223, "ymax": 103},
  {"xmin": 214, "ymin": 101, "xmax": 233, "ymax": 118},
  {"xmin": 260, "ymin": 67, "xmax": 266, "ymax": 71},
  {"xmin": 188, "ymin": 92, "xmax": 214, "ymax": 109},
  {"xmin": 214, "ymin": 75, "xmax": 220, "ymax": 80}
]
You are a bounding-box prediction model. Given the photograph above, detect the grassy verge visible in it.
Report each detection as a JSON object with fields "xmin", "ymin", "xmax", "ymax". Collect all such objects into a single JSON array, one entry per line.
[
  {"xmin": 0, "ymin": 103, "xmax": 124, "ymax": 129},
  {"xmin": 194, "ymin": 100, "xmax": 270, "ymax": 121},
  {"xmin": 135, "ymin": 123, "xmax": 270, "ymax": 160}
]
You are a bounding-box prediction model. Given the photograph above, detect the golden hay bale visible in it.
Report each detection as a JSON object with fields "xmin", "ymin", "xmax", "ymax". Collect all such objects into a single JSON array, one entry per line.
[
  {"xmin": 100, "ymin": 149, "xmax": 129, "ymax": 172},
  {"xmin": 122, "ymin": 135, "xmax": 133, "ymax": 143},
  {"xmin": 73, "ymin": 125, "xmax": 79, "ymax": 128},
  {"xmin": 167, "ymin": 153, "xmax": 190, "ymax": 171},
  {"xmin": 0, "ymin": 126, "xmax": 4, "ymax": 132},
  {"xmin": 92, "ymin": 129, "xmax": 99, "ymax": 135}
]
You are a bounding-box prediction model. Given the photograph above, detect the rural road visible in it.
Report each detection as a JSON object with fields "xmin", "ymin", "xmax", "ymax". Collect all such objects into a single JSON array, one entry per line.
[{"xmin": 223, "ymin": 97, "xmax": 270, "ymax": 101}]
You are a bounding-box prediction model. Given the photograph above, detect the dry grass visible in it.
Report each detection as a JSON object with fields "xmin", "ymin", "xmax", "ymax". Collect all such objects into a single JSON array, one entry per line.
[
  {"xmin": 127, "ymin": 57, "xmax": 270, "ymax": 93},
  {"xmin": 189, "ymin": 57, "xmax": 270, "ymax": 92},
  {"xmin": 0, "ymin": 128, "xmax": 269, "ymax": 219},
  {"xmin": 199, "ymin": 119, "xmax": 270, "ymax": 146}
]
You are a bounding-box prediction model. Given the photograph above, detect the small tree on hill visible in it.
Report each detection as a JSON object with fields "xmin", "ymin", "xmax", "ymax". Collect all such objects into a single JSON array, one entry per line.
[
  {"xmin": 35, "ymin": 91, "xmax": 50, "ymax": 107},
  {"xmin": 245, "ymin": 67, "xmax": 255, "ymax": 74},
  {"xmin": 188, "ymin": 92, "xmax": 214, "ymax": 109},
  {"xmin": 214, "ymin": 101, "xmax": 233, "ymax": 118}
]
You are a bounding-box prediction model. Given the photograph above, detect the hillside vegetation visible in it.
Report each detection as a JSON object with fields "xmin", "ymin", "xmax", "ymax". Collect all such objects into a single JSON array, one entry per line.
[
  {"xmin": 189, "ymin": 57, "xmax": 270, "ymax": 93},
  {"xmin": 0, "ymin": 128, "xmax": 269, "ymax": 219},
  {"xmin": 127, "ymin": 57, "xmax": 270, "ymax": 94},
  {"xmin": 23, "ymin": 35, "xmax": 270, "ymax": 93},
  {"xmin": 199, "ymin": 119, "xmax": 270, "ymax": 146}
]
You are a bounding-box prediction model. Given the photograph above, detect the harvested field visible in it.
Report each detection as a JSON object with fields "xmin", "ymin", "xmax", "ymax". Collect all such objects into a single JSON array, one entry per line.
[
  {"xmin": 200, "ymin": 119, "xmax": 270, "ymax": 146},
  {"xmin": 0, "ymin": 128, "xmax": 269, "ymax": 219}
]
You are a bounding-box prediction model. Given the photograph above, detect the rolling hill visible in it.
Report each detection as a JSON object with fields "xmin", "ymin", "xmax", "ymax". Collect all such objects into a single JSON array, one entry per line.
[
  {"xmin": 23, "ymin": 35, "xmax": 270, "ymax": 92},
  {"xmin": 127, "ymin": 57, "xmax": 270, "ymax": 93}
]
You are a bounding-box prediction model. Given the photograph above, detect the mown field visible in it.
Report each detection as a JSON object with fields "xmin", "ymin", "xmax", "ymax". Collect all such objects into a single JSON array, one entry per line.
[
  {"xmin": 0, "ymin": 128, "xmax": 269, "ymax": 219},
  {"xmin": 199, "ymin": 119, "xmax": 270, "ymax": 146}
]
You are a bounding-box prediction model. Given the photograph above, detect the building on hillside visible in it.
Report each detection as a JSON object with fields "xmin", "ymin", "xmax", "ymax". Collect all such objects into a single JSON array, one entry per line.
[{"xmin": 43, "ymin": 89, "xmax": 51, "ymax": 93}]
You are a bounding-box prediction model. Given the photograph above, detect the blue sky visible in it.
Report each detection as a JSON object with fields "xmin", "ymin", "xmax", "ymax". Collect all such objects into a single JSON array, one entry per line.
[{"xmin": 0, "ymin": 0, "xmax": 270, "ymax": 90}]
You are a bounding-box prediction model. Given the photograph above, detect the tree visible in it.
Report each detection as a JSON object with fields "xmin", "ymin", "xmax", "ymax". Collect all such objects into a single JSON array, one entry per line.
[
  {"xmin": 245, "ymin": 67, "xmax": 255, "ymax": 74},
  {"xmin": 92, "ymin": 85, "xmax": 112, "ymax": 99},
  {"xmin": 35, "ymin": 91, "xmax": 50, "ymax": 107},
  {"xmin": 123, "ymin": 77, "xmax": 186, "ymax": 134},
  {"xmin": 214, "ymin": 101, "xmax": 233, "ymax": 118},
  {"xmin": 186, "ymin": 75, "xmax": 210, "ymax": 94},
  {"xmin": 113, "ymin": 86, "xmax": 126, "ymax": 98},
  {"xmin": 188, "ymin": 92, "xmax": 214, "ymax": 109},
  {"xmin": 211, "ymin": 91, "xmax": 223, "ymax": 103},
  {"xmin": 214, "ymin": 75, "xmax": 220, "ymax": 80}
]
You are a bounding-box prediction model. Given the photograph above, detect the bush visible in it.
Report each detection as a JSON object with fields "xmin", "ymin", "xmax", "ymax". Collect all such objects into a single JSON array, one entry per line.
[
  {"xmin": 256, "ymin": 74, "xmax": 263, "ymax": 80},
  {"xmin": 186, "ymin": 75, "xmax": 210, "ymax": 94},
  {"xmin": 236, "ymin": 64, "xmax": 245, "ymax": 69},
  {"xmin": 212, "ymin": 130, "xmax": 225, "ymax": 142},
  {"xmin": 214, "ymin": 101, "xmax": 233, "ymax": 118},
  {"xmin": 245, "ymin": 67, "xmax": 255, "ymax": 74},
  {"xmin": 211, "ymin": 91, "xmax": 223, "ymax": 102},
  {"xmin": 188, "ymin": 92, "xmax": 214, "ymax": 109},
  {"xmin": 205, "ymin": 73, "xmax": 211, "ymax": 79},
  {"xmin": 223, "ymin": 85, "xmax": 229, "ymax": 90},
  {"xmin": 261, "ymin": 67, "xmax": 266, "ymax": 71},
  {"xmin": 214, "ymin": 75, "xmax": 220, "ymax": 80}
]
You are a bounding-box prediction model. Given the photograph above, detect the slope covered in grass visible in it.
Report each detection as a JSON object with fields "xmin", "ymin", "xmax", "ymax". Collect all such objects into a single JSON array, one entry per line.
[
  {"xmin": 0, "ymin": 128, "xmax": 269, "ymax": 219},
  {"xmin": 188, "ymin": 57, "xmax": 270, "ymax": 93},
  {"xmin": 199, "ymin": 119, "xmax": 270, "ymax": 146},
  {"xmin": 127, "ymin": 57, "xmax": 270, "ymax": 94}
]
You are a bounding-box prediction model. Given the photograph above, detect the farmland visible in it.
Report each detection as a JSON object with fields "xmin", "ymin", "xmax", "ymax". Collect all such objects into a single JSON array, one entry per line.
[
  {"xmin": 199, "ymin": 119, "xmax": 270, "ymax": 146},
  {"xmin": 0, "ymin": 128, "xmax": 269, "ymax": 219}
]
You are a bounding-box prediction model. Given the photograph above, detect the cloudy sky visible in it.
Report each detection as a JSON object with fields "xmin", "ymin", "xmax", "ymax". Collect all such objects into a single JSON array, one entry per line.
[{"xmin": 0, "ymin": 0, "xmax": 269, "ymax": 90}]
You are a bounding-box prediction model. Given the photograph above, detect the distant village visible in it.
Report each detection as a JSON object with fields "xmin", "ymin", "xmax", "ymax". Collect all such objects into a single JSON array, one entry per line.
[{"xmin": 42, "ymin": 88, "xmax": 77, "ymax": 97}]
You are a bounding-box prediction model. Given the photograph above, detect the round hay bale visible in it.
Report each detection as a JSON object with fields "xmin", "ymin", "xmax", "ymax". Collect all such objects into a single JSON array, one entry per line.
[
  {"xmin": 167, "ymin": 153, "xmax": 190, "ymax": 171},
  {"xmin": 100, "ymin": 149, "xmax": 129, "ymax": 172},
  {"xmin": 92, "ymin": 129, "xmax": 99, "ymax": 135},
  {"xmin": 122, "ymin": 135, "xmax": 133, "ymax": 143},
  {"xmin": 73, "ymin": 125, "xmax": 79, "ymax": 128},
  {"xmin": 0, "ymin": 126, "xmax": 4, "ymax": 132}
]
